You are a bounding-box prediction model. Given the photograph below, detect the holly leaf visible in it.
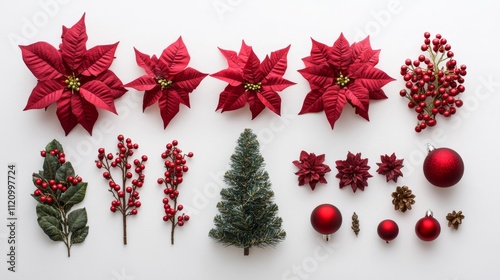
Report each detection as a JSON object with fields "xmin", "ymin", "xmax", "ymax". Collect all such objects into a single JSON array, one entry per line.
[
  {"xmin": 37, "ymin": 214, "xmax": 64, "ymax": 241},
  {"xmin": 71, "ymin": 226, "xmax": 89, "ymax": 245},
  {"xmin": 45, "ymin": 139, "xmax": 64, "ymax": 154},
  {"xmin": 55, "ymin": 162, "xmax": 75, "ymax": 183},
  {"xmin": 20, "ymin": 42, "xmax": 65, "ymax": 80},
  {"xmin": 159, "ymin": 36, "xmax": 190, "ymax": 76},
  {"xmin": 60, "ymin": 14, "xmax": 87, "ymax": 71},
  {"xmin": 61, "ymin": 182, "xmax": 87, "ymax": 210},
  {"xmin": 68, "ymin": 208, "xmax": 87, "ymax": 232},
  {"xmin": 43, "ymin": 154, "xmax": 60, "ymax": 180},
  {"xmin": 36, "ymin": 203, "xmax": 61, "ymax": 220}
]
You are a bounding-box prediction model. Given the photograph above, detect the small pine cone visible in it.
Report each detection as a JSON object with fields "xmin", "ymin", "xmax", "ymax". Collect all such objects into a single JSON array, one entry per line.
[
  {"xmin": 391, "ymin": 185, "xmax": 415, "ymax": 212},
  {"xmin": 446, "ymin": 210, "xmax": 465, "ymax": 230},
  {"xmin": 351, "ymin": 212, "xmax": 360, "ymax": 236}
]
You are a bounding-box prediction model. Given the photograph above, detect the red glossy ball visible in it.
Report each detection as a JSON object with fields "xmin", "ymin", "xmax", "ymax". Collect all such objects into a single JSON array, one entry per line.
[
  {"xmin": 423, "ymin": 146, "xmax": 464, "ymax": 187},
  {"xmin": 310, "ymin": 204, "xmax": 342, "ymax": 235},
  {"xmin": 415, "ymin": 212, "xmax": 441, "ymax": 241},
  {"xmin": 377, "ymin": 219, "xmax": 399, "ymax": 243}
]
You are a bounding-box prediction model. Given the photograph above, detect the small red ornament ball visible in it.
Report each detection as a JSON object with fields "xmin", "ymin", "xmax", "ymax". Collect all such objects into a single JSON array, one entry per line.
[
  {"xmin": 377, "ymin": 219, "xmax": 399, "ymax": 243},
  {"xmin": 423, "ymin": 145, "xmax": 464, "ymax": 188},
  {"xmin": 415, "ymin": 210, "xmax": 441, "ymax": 241},
  {"xmin": 310, "ymin": 204, "xmax": 342, "ymax": 236}
]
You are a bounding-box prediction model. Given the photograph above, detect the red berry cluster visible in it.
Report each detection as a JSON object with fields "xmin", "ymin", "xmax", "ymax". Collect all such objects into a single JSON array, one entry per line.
[
  {"xmin": 399, "ymin": 32, "xmax": 467, "ymax": 132},
  {"xmin": 96, "ymin": 134, "xmax": 147, "ymax": 245},
  {"xmin": 33, "ymin": 149, "xmax": 83, "ymax": 204},
  {"xmin": 157, "ymin": 140, "xmax": 193, "ymax": 244}
]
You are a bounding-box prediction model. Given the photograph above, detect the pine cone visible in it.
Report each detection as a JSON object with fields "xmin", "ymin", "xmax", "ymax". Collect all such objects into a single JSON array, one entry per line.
[
  {"xmin": 351, "ymin": 212, "xmax": 360, "ymax": 236},
  {"xmin": 391, "ymin": 186, "xmax": 415, "ymax": 212},
  {"xmin": 446, "ymin": 210, "xmax": 465, "ymax": 230}
]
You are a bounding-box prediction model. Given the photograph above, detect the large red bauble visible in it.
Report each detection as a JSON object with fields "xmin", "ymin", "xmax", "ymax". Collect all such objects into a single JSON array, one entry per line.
[
  {"xmin": 415, "ymin": 210, "xmax": 441, "ymax": 241},
  {"xmin": 423, "ymin": 145, "xmax": 464, "ymax": 188},
  {"xmin": 377, "ymin": 219, "xmax": 399, "ymax": 243},
  {"xmin": 310, "ymin": 204, "xmax": 342, "ymax": 238}
]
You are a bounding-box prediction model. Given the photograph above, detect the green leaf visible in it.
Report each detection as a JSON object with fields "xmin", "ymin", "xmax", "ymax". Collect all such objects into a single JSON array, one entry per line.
[
  {"xmin": 45, "ymin": 139, "xmax": 64, "ymax": 154},
  {"xmin": 43, "ymin": 154, "xmax": 60, "ymax": 180},
  {"xmin": 55, "ymin": 162, "xmax": 75, "ymax": 183},
  {"xmin": 36, "ymin": 203, "xmax": 61, "ymax": 220},
  {"xmin": 60, "ymin": 182, "xmax": 87, "ymax": 210},
  {"xmin": 68, "ymin": 208, "xmax": 87, "ymax": 232},
  {"xmin": 37, "ymin": 215, "xmax": 64, "ymax": 241},
  {"xmin": 71, "ymin": 226, "xmax": 89, "ymax": 245}
]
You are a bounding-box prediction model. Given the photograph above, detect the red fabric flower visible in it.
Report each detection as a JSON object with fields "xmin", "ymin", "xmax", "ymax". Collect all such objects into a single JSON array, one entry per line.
[
  {"xmin": 335, "ymin": 152, "xmax": 372, "ymax": 192},
  {"xmin": 20, "ymin": 14, "xmax": 126, "ymax": 135},
  {"xmin": 124, "ymin": 37, "xmax": 207, "ymax": 128},
  {"xmin": 292, "ymin": 151, "xmax": 331, "ymax": 190},
  {"xmin": 211, "ymin": 41, "xmax": 295, "ymax": 119},
  {"xmin": 376, "ymin": 153, "xmax": 404, "ymax": 183},
  {"xmin": 298, "ymin": 34, "xmax": 394, "ymax": 129}
]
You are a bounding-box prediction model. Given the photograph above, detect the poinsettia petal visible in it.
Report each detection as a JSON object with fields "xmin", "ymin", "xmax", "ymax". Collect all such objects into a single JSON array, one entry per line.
[
  {"xmin": 262, "ymin": 76, "xmax": 295, "ymax": 92},
  {"xmin": 24, "ymin": 80, "xmax": 65, "ymax": 110},
  {"xmin": 218, "ymin": 47, "xmax": 242, "ymax": 69},
  {"xmin": 20, "ymin": 42, "xmax": 65, "ymax": 80},
  {"xmin": 167, "ymin": 88, "xmax": 190, "ymax": 107},
  {"xmin": 310, "ymin": 38, "xmax": 332, "ymax": 65},
  {"xmin": 96, "ymin": 70, "xmax": 127, "ymax": 99},
  {"xmin": 259, "ymin": 45, "xmax": 290, "ymax": 79},
  {"xmin": 345, "ymin": 82, "xmax": 369, "ymax": 112},
  {"xmin": 172, "ymin": 67, "xmax": 207, "ymax": 92},
  {"xmin": 248, "ymin": 92, "xmax": 266, "ymax": 119},
  {"xmin": 298, "ymin": 64, "xmax": 334, "ymax": 90},
  {"xmin": 216, "ymin": 85, "xmax": 232, "ymax": 111},
  {"xmin": 243, "ymin": 49, "xmax": 261, "ymax": 83},
  {"xmin": 56, "ymin": 92, "xmax": 79, "ymax": 135},
  {"xmin": 79, "ymin": 80, "xmax": 116, "ymax": 113},
  {"xmin": 158, "ymin": 91, "xmax": 181, "ymax": 128},
  {"xmin": 330, "ymin": 33, "xmax": 352, "ymax": 70},
  {"xmin": 351, "ymin": 36, "xmax": 380, "ymax": 66},
  {"xmin": 302, "ymin": 56, "xmax": 315, "ymax": 68},
  {"xmin": 322, "ymin": 86, "xmax": 347, "ymax": 129},
  {"xmin": 159, "ymin": 37, "xmax": 190, "ymax": 76},
  {"xmin": 257, "ymin": 90, "xmax": 281, "ymax": 116},
  {"xmin": 221, "ymin": 86, "xmax": 247, "ymax": 112},
  {"xmin": 71, "ymin": 94, "xmax": 98, "ymax": 135},
  {"xmin": 211, "ymin": 68, "xmax": 243, "ymax": 86},
  {"xmin": 349, "ymin": 64, "xmax": 394, "ymax": 90},
  {"xmin": 369, "ymin": 88, "xmax": 388, "ymax": 100},
  {"xmin": 60, "ymin": 14, "xmax": 87, "ymax": 71},
  {"xmin": 354, "ymin": 101, "xmax": 370, "ymax": 121},
  {"xmin": 143, "ymin": 88, "xmax": 162, "ymax": 111},
  {"xmin": 238, "ymin": 40, "xmax": 252, "ymax": 67},
  {"xmin": 133, "ymin": 47, "xmax": 156, "ymax": 77},
  {"xmin": 300, "ymin": 150, "xmax": 309, "ymax": 161},
  {"xmin": 298, "ymin": 89, "xmax": 325, "ymax": 114},
  {"xmin": 124, "ymin": 75, "xmax": 158, "ymax": 91},
  {"xmin": 79, "ymin": 42, "xmax": 118, "ymax": 76}
]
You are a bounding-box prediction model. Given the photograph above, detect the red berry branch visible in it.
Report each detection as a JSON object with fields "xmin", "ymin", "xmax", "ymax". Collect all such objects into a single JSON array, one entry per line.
[
  {"xmin": 95, "ymin": 135, "xmax": 147, "ymax": 245},
  {"xmin": 399, "ymin": 32, "xmax": 467, "ymax": 132},
  {"xmin": 157, "ymin": 140, "xmax": 193, "ymax": 245}
]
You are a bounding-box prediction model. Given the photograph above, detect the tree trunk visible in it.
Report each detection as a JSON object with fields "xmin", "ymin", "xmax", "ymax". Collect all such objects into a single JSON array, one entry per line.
[{"xmin": 244, "ymin": 247, "xmax": 249, "ymax": 256}]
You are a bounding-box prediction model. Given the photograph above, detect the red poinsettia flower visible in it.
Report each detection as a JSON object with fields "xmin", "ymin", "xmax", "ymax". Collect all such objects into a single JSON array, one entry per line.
[
  {"xmin": 20, "ymin": 14, "xmax": 126, "ymax": 135},
  {"xmin": 298, "ymin": 34, "xmax": 394, "ymax": 129},
  {"xmin": 124, "ymin": 37, "xmax": 207, "ymax": 128},
  {"xmin": 376, "ymin": 153, "xmax": 404, "ymax": 183},
  {"xmin": 293, "ymin": 150, "xmax": 331, "ymax": 190},
  {"xmin": 335, "ymin": 151, "xmax": 372, "ymax": 192},
  {"xmin": 211, "ymin": 41, "xmax": 295, "ymax": 119}
]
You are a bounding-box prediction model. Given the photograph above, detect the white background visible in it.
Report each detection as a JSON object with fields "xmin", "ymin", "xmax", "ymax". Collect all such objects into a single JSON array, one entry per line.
[{"xmin": 1, "ymin": 1, "xmax": 499, "ymax": 279}]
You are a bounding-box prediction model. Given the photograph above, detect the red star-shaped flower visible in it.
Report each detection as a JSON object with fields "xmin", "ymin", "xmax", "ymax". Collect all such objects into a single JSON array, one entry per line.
[
  {"xmin": 211, "ymin": 41, "xmax": 295, "ymax": 119},
  {"xmin": 335, "ymin": 152, "xmax": 372, "ymax": 192},
  {"xmin": 376, "ymin": 153, "xmax": 404, "ymax": 183},
  {"xmin": 298, "ymin": 34, "xmax": 394, "ymax": 129},
  {"xmin": 292, "ymin": 150, "xmax": 331, "ymax": 190},
  {"xmin": 124, "ymin": 37, "xmax": 207, "ymax": 128},
  {"xmin": 20, "ymin": 14, "xmax": 126, "ymax": 135}
]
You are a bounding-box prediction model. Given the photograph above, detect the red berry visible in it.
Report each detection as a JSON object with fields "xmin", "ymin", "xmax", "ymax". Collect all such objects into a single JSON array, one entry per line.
[
  {"xmin": 131, "ymin": 209, "xmax": 138, "ymax": 215},
  {"xmin": 157, "ymin": 178, "xmax": 164, "ymax": 184},
  {"xmin": 34, "ymin": 189, "xmax": 42, "ymax": 196},
  {"xmin": 117, "ymin": 135, "xmax": 124, "ymax": 141},
  {"xmin": 142, "ymin": 155, "xmax": 148, "ymax": 161},
  {"xmin": 40, "ymin": 196, "xmax": 47, "ymax": 203},
  {"xmin": 35, "ymin": 178, "xmax": 43, "ymax": 185},
  {"xmin": 46, "ymin": 197, "xmax": 53, "ymax": 204},
  {"xmin": 163, "ymin": 216, "xmax": 169, "ymax": 221},
  {"xmin": 118, "ymin": 191, "xmax": 125, "ymax": 197},
  {"xmin": 172, "ymin": 140, "xmax": 178, "ymax": 146},
  {"xmin": 126, "ymin": 186, "xmax": 133, "ymax": 193},
  {"xmin": 183, "ymin": 215, "xmax": 190, "ymax": 221},
  {"xmin": 135, "ymin": 201, "xmax": 141, "ymax": 208},
  {"xmin": 177, "ymin": 204, "xmax": 184, "ymax": 211},
  {"xmin": 163, "ymin": 198, "xmax": 169, "ymax": 204},
  {"xmin": 177, "ymin": 221, "xmax": 184, "ymax": 226},
  {"xmin": 455, "ymin": 100, "xmax": 463, "ymax": 107},
  {"xmin": 110, "ymin": 206, "xmax": 117, "ymax": 212},
  {"xmin": 41, "ymin": 150, "xmax": 47, "ymax": 157}
]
